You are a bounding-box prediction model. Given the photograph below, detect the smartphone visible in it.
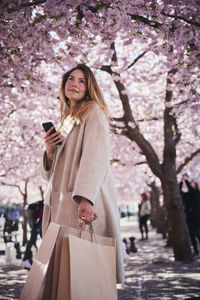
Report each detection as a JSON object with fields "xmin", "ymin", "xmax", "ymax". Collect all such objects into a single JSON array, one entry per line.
[{"xmin": 42, "ymin": 121, "xmax": 62, "ymax": 145}]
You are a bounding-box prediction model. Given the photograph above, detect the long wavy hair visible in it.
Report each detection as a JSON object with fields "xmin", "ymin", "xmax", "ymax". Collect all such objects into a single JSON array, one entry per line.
[{"xmin": 59, "ymin": 64, "xmax": 109, "ymax": 123}]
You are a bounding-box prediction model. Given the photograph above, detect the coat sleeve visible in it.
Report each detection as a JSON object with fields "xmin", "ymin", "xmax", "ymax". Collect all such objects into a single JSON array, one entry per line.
[
  {"xmin": 185, "ymin": 180, "xmax": 193, "ymax": 192},
  {"xmin": 40, "ymin": 152, "xmax": 52, "ymax": 181},
  {"xmin": 73, "ymin": 105, "xmax": 110, "ymax": 205},
  {"xmin": 179, "ymin": 182, "xmax": 183, "ymax": 194}
]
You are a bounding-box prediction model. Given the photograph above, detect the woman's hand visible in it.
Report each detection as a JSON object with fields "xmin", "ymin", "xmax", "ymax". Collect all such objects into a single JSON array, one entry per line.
[
  {"xmin": 78, "ymin": 198, "xmax": 98, "ymax": 223},
  {"xmin": 44, "ymin": 127, "xmax": 63, "ymax": 157},
  {"xmin": 43, "ymin": 127, "xmax": 63, "ymax": 170}
]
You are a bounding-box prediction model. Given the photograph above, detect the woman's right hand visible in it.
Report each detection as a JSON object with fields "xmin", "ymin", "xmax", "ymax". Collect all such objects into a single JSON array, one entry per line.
[{"xmin": 44, "ymin": 127, "xmax": 63, "ymax": 158}]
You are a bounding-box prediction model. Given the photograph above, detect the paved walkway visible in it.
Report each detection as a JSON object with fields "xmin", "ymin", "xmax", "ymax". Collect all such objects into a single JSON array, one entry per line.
[
  {"xmin": 0, "ymin": 217, "xmax": 200, "ymax": 299},
  {"xmin": 119, "ymin": 217, "xmax": 200, "ymax": 300}
]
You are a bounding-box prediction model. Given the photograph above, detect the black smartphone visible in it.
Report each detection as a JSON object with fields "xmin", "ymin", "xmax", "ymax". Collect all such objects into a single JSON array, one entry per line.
[{"xmin": 42, "ymin": 121, "xmax": 62, "ymax": 145}]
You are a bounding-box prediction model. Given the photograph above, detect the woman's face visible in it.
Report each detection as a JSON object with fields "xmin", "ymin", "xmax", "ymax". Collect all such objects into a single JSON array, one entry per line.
[{"xmin": 64, "ymin": 69, "xmax": 87, "ymax": 107}]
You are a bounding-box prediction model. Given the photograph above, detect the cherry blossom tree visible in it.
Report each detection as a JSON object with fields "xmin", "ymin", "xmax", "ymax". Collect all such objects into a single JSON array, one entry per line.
[{"xmin": 105, "ymin": 39, "xmax": 200, "ymax": 259}]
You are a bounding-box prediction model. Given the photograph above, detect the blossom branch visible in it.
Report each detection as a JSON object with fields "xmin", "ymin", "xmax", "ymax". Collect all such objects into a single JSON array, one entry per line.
[
  {"xmin": 128, "ymin": 14, "xmax": 162, "ymax": 28},
  {"xmin": 177, "ymin": 148, "xmax": 200, "ymax": 174},
  {"xmin": 0, "ymin": 181, "xmax": 24, "ymax": 195},
  {"xmin": 101, "ymin": 43, "xmax": 135, "ymax": 123},
  {"xmin": 5, "ymin": 0, "xmax": 47, "ymax": 12},
  {"xmin": 161, "ymin": 11, "xmax": 200, "ymax": 28},
  {"xmin": 127, "ymin": 51, "xmax": 148, "ymax": 70},
  {"xmin": 123, "ymin": 124, "xmax": 162, "ymax": 178}
]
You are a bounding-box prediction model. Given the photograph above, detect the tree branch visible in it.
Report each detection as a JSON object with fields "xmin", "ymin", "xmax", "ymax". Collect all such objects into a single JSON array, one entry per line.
[
  {"xmin": 135, "ymin": 160, "xmax": 147, "ymax": 166},
  {"xmin": 7, "ymin": 109, "xmax": 17, "ymax": 118},
  {"xmin": 6, "ymin": 0, "xmax": 47, "ymax": 12},
  {"xmin": 138, "ymin": 117, "xmax": 159, "ymax": 122},
  {"xmin": 21, "ymin": 0, "xmax": 47, "ymax": 8},
  {"xmin": 111, "ymin": 117, "xmax": 126, "ymax": 123},
  {"xmin": 1, "ymin": 181, "xmax": 24, "ymax": 195},
  {"xmin": 123, "ymin": 124, "xmax": 162, "ymax": 178},
  {"xmin": 128, "ymin": 14, "xmax": 162, "ymax": 28},
  {"xmin": 113, "ymin": 79, "xmax": 135, "ymax": 123},
  {"xmin": 110, "ymin": 158, "xmax": 147, "ymax": 167},
  {"xmin": 101, "ymin": 42, "xmax": 162, "ymax": 179},
  {"xmin": 0, "ymin": 178, "xmax": 29, "ymax": 196},
  {"xmin": 176, "ymin": 148, "xmax": 200, "ymax": 174},
  {"xmin": 127, "ymin": 51, "xmax": 148, "ymax": 70},
  {"xmin": 161, "ymin": 11, "xmax": 200, "ymax": 28},
  {"xmin": 101, "ymin": 43, "xmax": 135, "ymax": 123},
  {"xmin": 77, "ymin": 3, "xmax": 162, "ymax": 28},
  {"xmin": 100, "ymin": 65, "xmax": 113, "ymax": 76}
]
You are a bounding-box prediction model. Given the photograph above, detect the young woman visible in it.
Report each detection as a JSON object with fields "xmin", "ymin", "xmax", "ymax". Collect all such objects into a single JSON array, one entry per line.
[
  {"xmin": 41, "ymin": 64, "xmax": 124, "ymax": 286},
  {"xmin": 138, "ymin": 192, "xmax": 151, "ymax": 240}
]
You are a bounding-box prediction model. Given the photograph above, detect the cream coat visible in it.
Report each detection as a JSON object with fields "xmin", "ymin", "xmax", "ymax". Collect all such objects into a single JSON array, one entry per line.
[{"xmin": 41, "ymin": 104, "xmax": 124, "ymax": 283}]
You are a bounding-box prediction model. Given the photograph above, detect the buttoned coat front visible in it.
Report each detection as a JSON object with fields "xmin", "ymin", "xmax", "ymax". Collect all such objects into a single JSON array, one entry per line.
[{"xmin": 41, "ymin": 104, "xmax": 124, "ymax": 284}]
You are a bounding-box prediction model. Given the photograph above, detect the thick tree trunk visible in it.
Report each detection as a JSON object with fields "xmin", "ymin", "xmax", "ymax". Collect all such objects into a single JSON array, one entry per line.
[
  {"xmin": 162, "ymin": 82, "xmax": 192, "ymax": 260},
  {"xmin": 123, "ymin": 117, "xmax": 192, "ymax": 260},
  {"xmin": 161, "ymin": 174, "xmax": 191, "ymax": 260}
]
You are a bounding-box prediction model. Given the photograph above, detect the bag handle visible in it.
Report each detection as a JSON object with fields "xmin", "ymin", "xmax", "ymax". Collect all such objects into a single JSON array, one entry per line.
[{"xmin": 79, "ymin": 219, "xmax": 95, "ymax": 243}]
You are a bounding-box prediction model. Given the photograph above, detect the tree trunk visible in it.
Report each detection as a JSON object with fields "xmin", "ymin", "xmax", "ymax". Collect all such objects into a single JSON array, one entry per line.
[
  {"xmin": 161, "ymin": 174, "xmax": 191, "ymax": 260},
  {"xmin": 22, "ymin": 195, "xmax": 27, "ymax": 246},
  {"xmin": 122, "ymin": 107, "xmax": 192, "ymax": 260},
  {"xmin": 39, "ymin": 185, "xmax": 44, "ymax": 201},
  {"xmin": 150, "ymin": 181, "xmax": 166, "ymax": 237},
  {"xmin": 22, "ymin": 180, "xmax": 28, "ymax": 246},
  {"xmin": 149, "ymin": 184, "xmax": 157, "ymax": 228},
  {"xmin": 162, "ymin": 80, "xmax": 192, "ymax": 260}
]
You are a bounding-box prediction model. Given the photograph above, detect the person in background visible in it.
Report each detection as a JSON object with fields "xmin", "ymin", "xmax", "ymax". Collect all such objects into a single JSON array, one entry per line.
[
  {"xmin": 189, "ymin": 180, "xmax": 200, "ymax": 225},
  {"xmin": 138, "ymin": 192, "xmax": 151, "ymax": 240},
  {"xmin": 21, "ymin": 200, "xmax": 43, "ymax": 269},
  {"xmin": 3, "ymin": 207, "xmax": 20, "ymax": 243},
  {"xmin": 179, "ymin": 175, "xmax": 200, "ymax": 256},
  {"xmin": 190, "ymin": 180, "xmax": 200, "ymax": 216}
]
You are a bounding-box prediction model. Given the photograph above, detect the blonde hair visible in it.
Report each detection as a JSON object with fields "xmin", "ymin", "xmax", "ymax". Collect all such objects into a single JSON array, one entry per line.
[{"xmin": 59, "ymin": 64, "xmax": 109, "ymax": 123}]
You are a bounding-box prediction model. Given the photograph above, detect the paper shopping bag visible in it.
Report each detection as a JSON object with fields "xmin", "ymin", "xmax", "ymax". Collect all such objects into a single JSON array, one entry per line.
[
  {"xmin": 69, "ymin": 234, "xmax": 117, "ymax": 300},
  {"xmin": 56, "ymin": 224, "xmax": 117, "ymax": 300},
  {"xmin": 20, "ymin": 222, "xmax": 61, "ymax": 300}
]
